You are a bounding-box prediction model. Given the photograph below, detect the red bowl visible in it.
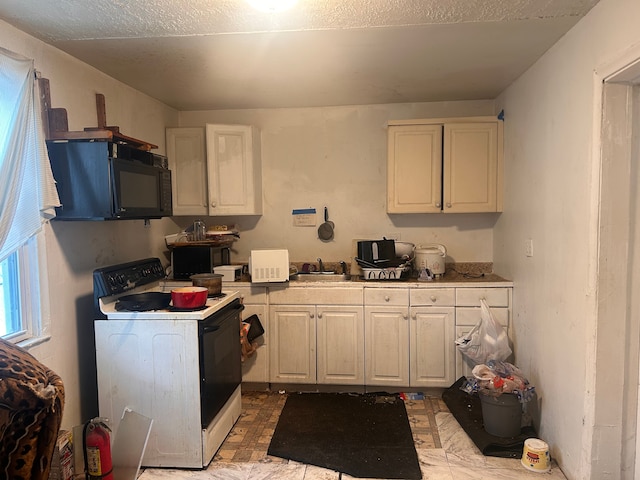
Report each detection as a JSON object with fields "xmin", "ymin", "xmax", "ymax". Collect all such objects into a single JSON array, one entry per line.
[{"xmin": 171, "ymin": 286, "xmax": 208, "ymax": 309}]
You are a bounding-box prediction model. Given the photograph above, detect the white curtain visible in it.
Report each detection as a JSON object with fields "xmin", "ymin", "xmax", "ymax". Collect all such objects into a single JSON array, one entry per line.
[{"xmin": 0, "ymin": 48, "xmax": 60, "ymax": 263}]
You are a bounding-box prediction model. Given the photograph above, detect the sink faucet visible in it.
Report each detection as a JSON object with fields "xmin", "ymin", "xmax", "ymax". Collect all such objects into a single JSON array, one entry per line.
[
  {"xmin": 317, "ymin": 257, "xmax": 324, "ymax": 273},
  {"xmin": 339, "ymin": 261, "xmax": 348, "ymax": 275}
]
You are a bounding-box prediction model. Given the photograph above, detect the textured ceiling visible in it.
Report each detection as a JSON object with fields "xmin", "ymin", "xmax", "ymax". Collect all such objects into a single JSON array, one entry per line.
[{"xmin": 0, "ymin": 0, "xmax": 600, "ymax": 110}]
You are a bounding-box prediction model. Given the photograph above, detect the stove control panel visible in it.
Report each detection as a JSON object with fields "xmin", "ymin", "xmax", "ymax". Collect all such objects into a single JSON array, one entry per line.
[{"xmin": 94, "ymin": 257, "xmax": 166, "ymax": 297}]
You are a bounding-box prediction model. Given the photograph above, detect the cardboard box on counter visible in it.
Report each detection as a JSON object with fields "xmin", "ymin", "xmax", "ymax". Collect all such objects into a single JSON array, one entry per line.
[{"xmin": 48, "ymin": 429, "xmax": 74, "ymax": 480}]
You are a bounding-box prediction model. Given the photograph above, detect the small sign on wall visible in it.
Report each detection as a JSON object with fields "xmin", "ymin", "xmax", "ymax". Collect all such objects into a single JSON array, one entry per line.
[{"xmin": 292, "ymin": 208, "xmax": 316, "ymax": 227}]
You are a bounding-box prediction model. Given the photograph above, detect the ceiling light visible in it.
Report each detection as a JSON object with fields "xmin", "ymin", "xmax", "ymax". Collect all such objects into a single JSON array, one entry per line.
[{"xmin": 246, "ymin": 0, "xmax": 297, "ymax": 12}]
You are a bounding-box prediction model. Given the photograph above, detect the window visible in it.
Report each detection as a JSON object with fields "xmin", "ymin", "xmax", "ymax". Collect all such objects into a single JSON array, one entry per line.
[
  {"xmin": 0, "ymin": 236, "xmax": 43, "ymax": 343},
  {"xmin": 0, "ymin": 49, "xmax": 59, "ymax": 343}
]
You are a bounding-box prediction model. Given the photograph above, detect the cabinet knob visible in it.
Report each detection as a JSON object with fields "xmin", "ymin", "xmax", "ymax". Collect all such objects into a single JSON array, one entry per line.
[
  {"xmin": 403, "ymin": 314, "xmax": 408, "ymax": 320},
  {"xmin": 430, "ymin": 295, "xmax": 437, "ymax": 302},
  {"xmin": 446, "ymin": 202, "xmax": 452, "ymax": 208},
  {"xmin": 317, "ymin": 312, "xmax": 322, "ymax": 319},
  {"xmin": 411, "ymin": 313, "xmax": 416, "ymax": 319},
  {"xmin": 435, "ymin": 202, "xmax": 441, "ymax": 208},
  {"xmin": 211, "ymin": 201, "xmax": 217, "ymax": 207},
  {"xmin": 384, "ymin": 296, "xmax": 390, "ymax": 302},
  {"xmin": 310, "ymin": 313, "xmax": 315, "ymax": 319}
]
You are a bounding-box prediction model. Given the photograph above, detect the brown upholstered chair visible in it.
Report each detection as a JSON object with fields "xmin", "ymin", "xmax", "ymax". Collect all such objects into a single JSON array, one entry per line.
[{"xmin": 0, "ymin": 337, "xmax": 65, "ymax": 480}]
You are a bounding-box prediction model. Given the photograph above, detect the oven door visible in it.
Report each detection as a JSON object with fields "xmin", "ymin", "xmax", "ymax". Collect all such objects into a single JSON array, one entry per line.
[{"xmin": 199, "ymin": 299, "xmax": 244, "ymax": 427}]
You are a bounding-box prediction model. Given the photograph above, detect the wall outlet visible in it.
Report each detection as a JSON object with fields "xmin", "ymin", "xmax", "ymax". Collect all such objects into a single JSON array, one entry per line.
[{"xmin": 525, "ymin": 239, "xmax": 534, "ymax": 257}]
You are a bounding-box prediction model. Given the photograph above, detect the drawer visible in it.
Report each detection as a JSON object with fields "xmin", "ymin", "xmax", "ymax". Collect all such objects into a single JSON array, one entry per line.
[
  {"xmin": 455, "ymin": 288, "xmax": 510, "ymax": 307},
  {"xmin": 364, "ymin": 288, "xmax": 409, "ymax": 306},
  {"xmin": 269, "ymin": 286, "xmax": 363, "ymax": 305},
  {"xmin": 410, "ymin": 288, "xmax": 455, "ymax": 306},
  {"xmin": 455, "ymin": 306, "xmax": 509, "ymax": 327},
  {"xmin": 233, "ymin": 285, "xmax": 267, "ymax": 304}
]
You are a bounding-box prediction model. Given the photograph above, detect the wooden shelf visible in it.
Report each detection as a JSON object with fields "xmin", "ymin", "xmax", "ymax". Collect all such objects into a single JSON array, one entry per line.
[{"xmin": 39, "ymin": 79, "xmax": 157, "ymax": 150}]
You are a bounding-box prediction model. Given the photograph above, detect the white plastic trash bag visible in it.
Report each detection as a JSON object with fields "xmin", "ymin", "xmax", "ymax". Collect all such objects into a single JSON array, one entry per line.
[{"xmin": 455, "ymin": 299, "xmax": 512, "ymax": 365}]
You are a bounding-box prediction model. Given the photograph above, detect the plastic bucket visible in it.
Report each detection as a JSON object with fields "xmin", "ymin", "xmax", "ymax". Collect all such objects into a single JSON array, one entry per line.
[
  {"xmin": 521, "ymin": 438, "xmax": 551, "ymax": 473},
  {"xmin": 479, "ymin": 392, "xmax": 522, "ymax": 437}
]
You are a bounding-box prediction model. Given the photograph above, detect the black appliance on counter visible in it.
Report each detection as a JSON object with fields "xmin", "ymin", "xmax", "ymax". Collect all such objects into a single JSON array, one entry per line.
[
  {"xmin": 357, "ymin": 239, "xmax": 396, "ymax": 265},
  {"xmin": 172, "ymin": 245, "xmax": 231, "ymax": 279}
]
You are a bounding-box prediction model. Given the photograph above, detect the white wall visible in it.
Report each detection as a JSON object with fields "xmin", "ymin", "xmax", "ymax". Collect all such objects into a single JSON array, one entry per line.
[
  {"xmin": 0, "ymin": 20, "xmax": 181, "ymax": 429},
  {"xmin": 178, "ymin": 102, "xmax": 499, "ymax": 265},
  {"xmin": 494, "ymin": 0, "xmax": 640, "ymax": 478}
]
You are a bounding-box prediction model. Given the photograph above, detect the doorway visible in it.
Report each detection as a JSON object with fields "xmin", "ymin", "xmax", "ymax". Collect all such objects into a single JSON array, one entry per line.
[{"xmin": 593, "ymin": 56, "xmax": 640, "ymax": 479}]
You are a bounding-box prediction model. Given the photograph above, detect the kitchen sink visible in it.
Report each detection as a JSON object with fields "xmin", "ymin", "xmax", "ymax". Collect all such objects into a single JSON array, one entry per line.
[{"xmin": 290, "ymin": 273, "xmax": 351, "ymax": 282}]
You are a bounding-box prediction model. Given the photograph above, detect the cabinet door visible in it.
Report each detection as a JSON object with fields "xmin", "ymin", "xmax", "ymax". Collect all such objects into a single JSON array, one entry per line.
[
  {"xmin": 410, "ymin": 307, "xmax": 455, "ymax": 387},
  {"xmin": 443, "ymin": 122, "xmax": 500, "ymax": 213},
  {"xmin": 317, "ymin": 305, "xmax": 364, "ymax": 385},
  {"xmin": 364, "ymin": 306, "xmax": 410, "ymax": 386},
  {"xmin": 387, "ymin": 124, "xmax": 443, "ymax": 213},
  {"xmin": 241, "ymin": 304, "xmax": 268, "ymax": 383},
  {"xmin": 205, "ymin": 124, "xmax": 262, "ymax": 215},
  {"xmin": 166, "ymin": 127, "xmax": 208, "ymax": 216},
  {"xmin": 269, "ymin": 305, "xmax": 316, "ymax": 383}
]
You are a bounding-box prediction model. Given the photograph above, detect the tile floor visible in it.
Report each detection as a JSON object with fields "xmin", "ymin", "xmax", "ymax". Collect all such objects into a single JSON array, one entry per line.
[{"xmin": 138, "ymin": 391, "xmax": 567, "ymax": 480}]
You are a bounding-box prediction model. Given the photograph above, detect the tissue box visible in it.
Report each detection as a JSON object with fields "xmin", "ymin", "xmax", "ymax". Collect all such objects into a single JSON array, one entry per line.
[{"xmin": 213, "ymin": 265, "xmax": 242, "ymax": 281}]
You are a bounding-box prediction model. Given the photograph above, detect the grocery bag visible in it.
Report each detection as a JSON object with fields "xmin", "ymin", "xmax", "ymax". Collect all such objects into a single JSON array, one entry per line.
[{"xmin": 455, "ymin": 299, "xmax": 512, "ymax": 365}]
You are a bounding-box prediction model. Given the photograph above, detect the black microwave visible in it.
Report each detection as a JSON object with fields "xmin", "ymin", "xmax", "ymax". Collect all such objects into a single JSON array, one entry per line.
[
  {"xmin": 172, "ymin": 246, "xmax": 231, "ymax": 279},
  {"xmin": 47, "ymin": 140, "xmax": 172, "ymax": 220}
]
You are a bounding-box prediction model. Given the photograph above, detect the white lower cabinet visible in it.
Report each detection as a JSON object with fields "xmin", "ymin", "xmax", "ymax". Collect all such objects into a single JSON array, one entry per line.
[
  {"xmin": 263, "ymin": 283, "xmax": 512, "ymax": 388},
  {"xmin": 410, "ymin": 307, "xmax": 455, "ymax": 387},
  {"xmin": 454, "ymin": 288, "xmax": 512, "ymax": 379},
  {"xmin": 364, "ymin": 306, "xmax": 410, "ymax": 386},
  {"xmin": 364, "ymin": 288, "xmax": 410, "ymax": 387},
  {"xmin": 409, "ymin": 288, "xmax": 456, "ymax": 387},
  {"xmin": 269, "ymin": 305, "xmax": 317, "ymax": 384},
  {"xmin": 268, "ymin": 286, "xmax": 364, "ymax": 385},
  {"xmin": 316, "ymin": 305, "xmax": 364, "ymax": 385}
]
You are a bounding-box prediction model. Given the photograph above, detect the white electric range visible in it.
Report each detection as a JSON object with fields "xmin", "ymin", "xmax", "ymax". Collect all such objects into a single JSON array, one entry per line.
[{"xmin": 93, "ymin": 258, "xmax": 243, "ymax": 468}]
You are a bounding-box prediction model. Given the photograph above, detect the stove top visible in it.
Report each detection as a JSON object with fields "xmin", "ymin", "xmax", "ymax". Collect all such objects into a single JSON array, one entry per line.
[{"xmin": 94, "ymin": 258, "xmax": 239, "ymax": 320}]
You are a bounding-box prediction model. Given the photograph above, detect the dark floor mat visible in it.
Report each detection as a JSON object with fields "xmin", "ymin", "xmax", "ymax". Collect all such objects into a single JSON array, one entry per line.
[
  {"xmin": 267, "ymin": 392, "xmax": 422, "ymax": 479},
  {"xmin": 442, "ymin": 377, "xmax": 536, "ymax": 458}
]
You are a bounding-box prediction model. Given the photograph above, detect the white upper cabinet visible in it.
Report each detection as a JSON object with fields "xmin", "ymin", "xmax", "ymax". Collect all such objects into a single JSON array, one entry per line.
[
  {"xmin": 387, "ymin": 116, "xmax": 503, "ymax": 214},
  {"xmin": 387, "ymin": 124, "xmax": 443, "ymax": 213},
  {"xmin": 166, "ymin": 127, "xmax": 208, "ymax": 216},
  {"xmin": 205, "ymin": 124, "xmax": 262, "ymax": 216},
  {"xmin": 166, "ymin": 124, "xmax": 262, "ymax": 216},
  {"xmin": 443, "ymin": 122, "xmax": 500, "ymax": 213}
]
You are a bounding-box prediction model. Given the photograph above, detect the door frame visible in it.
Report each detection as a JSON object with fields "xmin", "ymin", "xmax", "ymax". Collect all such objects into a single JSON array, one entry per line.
[{"xmin": 588, "ymin": 44, "xmax": 640, "ymax": 479}]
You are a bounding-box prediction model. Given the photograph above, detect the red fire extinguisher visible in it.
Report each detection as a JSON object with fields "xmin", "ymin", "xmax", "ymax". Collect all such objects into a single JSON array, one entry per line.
[{"xmin": 82, "ymin": 417, "xmax": 113, "ymax": 480}]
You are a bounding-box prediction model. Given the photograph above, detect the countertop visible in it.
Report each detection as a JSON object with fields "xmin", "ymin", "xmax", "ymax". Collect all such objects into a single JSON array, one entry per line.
[{"xmin": 228, "ymin": 269, "xmax": 512, "ymax": 288}]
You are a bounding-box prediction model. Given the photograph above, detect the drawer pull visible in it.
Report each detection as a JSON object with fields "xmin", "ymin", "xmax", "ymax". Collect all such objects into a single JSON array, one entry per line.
[
  {"xmin": 430, "ymin": 295, "xmax": 437, "ymax": 302},
  {"xmin": 384, "ymin": 296, "xmax": 390, "ymax": 302}
]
